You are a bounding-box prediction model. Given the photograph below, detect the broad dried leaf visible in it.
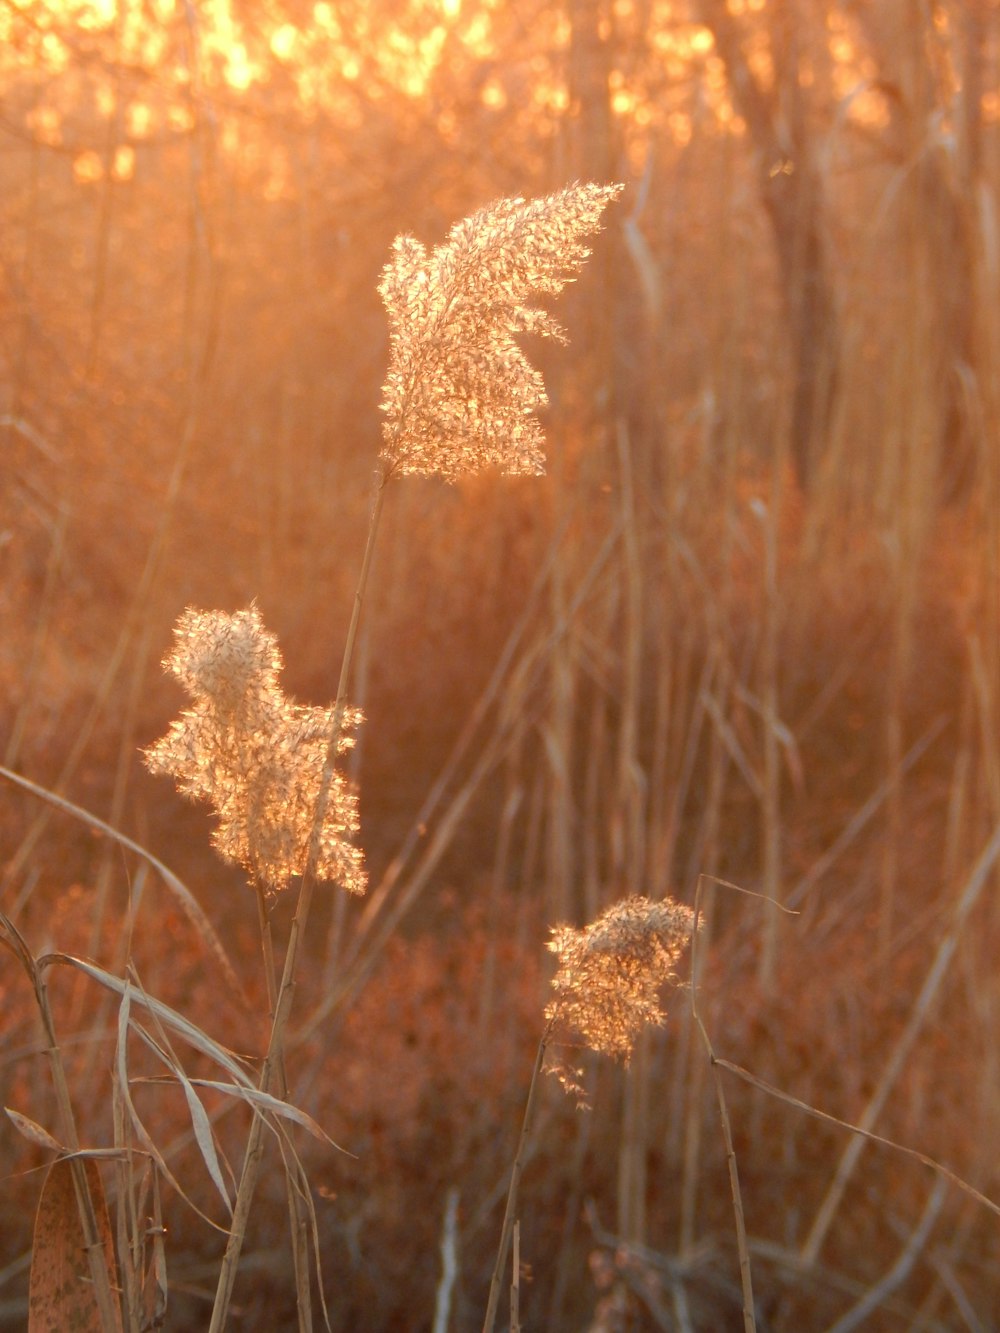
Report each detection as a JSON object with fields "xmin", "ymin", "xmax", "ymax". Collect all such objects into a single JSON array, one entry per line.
[{"xmin": 28, "ymin": 1159, "xmax": 123, "ymax": 1333}]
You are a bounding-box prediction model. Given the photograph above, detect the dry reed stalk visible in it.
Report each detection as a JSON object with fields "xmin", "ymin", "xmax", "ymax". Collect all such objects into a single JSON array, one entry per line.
[
  {"xmin": 482, "ymin": 1022, "xmax": 552, "ymax": 1333},
  {"xmin": 823, "ymin": 1174, "xmax": 946, "ymax": 1333},
  {"xmin": 756, "ymin": 485, "xmax": 783, "ymax": 995},
  {"xmin": 799, "ymin": 820, "xmax": 1000, "ymax": 1267},
  {"xmin": 689, "ymin": 880, "xmax": 757, "ymax": 1333},
  {"xmin": 207, "ymin": 479, "xmax": 386, "ymax": 1332},
  {"xmin": 4, "ymin": 502, "xmax": 67, "ymax": 772},
  {"xmin": 678, "ymin": 723, "xmax": 730, "ymax": 1255},
  {"xmin": 545, "ymin": 552, "xmax": 576, "ymax": 924},
  {"xmin": 612, "ymin": 420, "xmax": 651, "ymax": 1245},
  {"xmin": 432, "ymin": 1186, "xmax": 461, "ymax": 1333}
]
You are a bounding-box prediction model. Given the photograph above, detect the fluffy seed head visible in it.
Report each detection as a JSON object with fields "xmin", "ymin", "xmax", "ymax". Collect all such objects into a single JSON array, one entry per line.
[
  {"xmin": 545, "ymin": 895, "xmax": 696, "ymax": 1066},
  {"xmin": 144, "ymin": 604, "xmax": 366, "ymax": 897}
]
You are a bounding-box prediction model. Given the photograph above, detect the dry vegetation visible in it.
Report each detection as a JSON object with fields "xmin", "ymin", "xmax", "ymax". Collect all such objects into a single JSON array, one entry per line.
[{"xmin": 3, "ymin": 0, "xmax": 1000, "ymax": 1329}]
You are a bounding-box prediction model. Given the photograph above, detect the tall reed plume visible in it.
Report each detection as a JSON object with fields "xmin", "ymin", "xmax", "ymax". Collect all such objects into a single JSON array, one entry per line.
[{"xmin": 379, "ymin": 182, "xmax": 622, "ymax": 481}]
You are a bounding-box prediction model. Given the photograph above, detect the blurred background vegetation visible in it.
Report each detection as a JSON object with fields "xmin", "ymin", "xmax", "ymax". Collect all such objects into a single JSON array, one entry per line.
[{"xmin": 3, "ymin": 0, "xmax": 1000, "ymax": 1327}]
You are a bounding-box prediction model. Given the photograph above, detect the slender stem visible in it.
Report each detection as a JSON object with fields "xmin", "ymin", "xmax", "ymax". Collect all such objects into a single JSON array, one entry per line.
[
  {"xmin": 255, "ymin": 885, "xmax": 278, "ymax": 1018},
  {"xmin": 690, "ymin": 881, "xmax": 756, "ymax": 1333},
  {"xmin": 208, "ymin": 473, "xmax": 390, "ymax": 1332},
  {"xmin": 255, "ymin": 882, "xmax": 312, "ymax": 1332},
  {"xmin": 483, "ymin": 1021, "xmax": 552, "ymax": 1333}
]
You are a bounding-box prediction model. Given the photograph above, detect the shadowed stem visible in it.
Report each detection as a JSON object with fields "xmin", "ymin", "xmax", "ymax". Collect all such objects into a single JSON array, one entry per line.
[
  {"xmin": 209, "ymin": 472, "xmax": 389, "ymax": 1332},
  {"xmin": 255, "ymin": 883, "xmax": 313, "ymax": 1333},
  {"xmin": 483, "ymin": 1018, "xmax": 554, "ymax": 1333}
]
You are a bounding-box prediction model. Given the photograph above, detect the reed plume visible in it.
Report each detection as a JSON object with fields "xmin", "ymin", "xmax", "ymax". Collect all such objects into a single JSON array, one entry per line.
[
  {"xmin": 546, "ymin": 895, "xmax": 697, "ymax": 1065},
  {"xmin": 378, "ymin": 181, "xmax": 622, "ymax": 481},
  {"xmin": 144, "ymin": 603, "xmax": 365, "ymax": 897},
  {"xmin": 484, "ymin": 894, "xmax": 695, "ymax": 1331}
]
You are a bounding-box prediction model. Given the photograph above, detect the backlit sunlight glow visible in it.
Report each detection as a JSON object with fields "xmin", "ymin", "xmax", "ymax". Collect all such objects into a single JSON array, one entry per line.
[{"xmin": 2, "ymin": 0, "xmax": 967, "ymax": 188}]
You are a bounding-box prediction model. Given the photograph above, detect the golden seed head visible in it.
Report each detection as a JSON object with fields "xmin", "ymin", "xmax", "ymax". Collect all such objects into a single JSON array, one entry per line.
[
  {"xmin": 378, "ymin": 182, "xmax": 623, "ymax": 482},
  {"xmin": 545, "ymin": 895, "xmax": 696, "ymax": 1067},
  {"xmin": 144, "ymin": 604, "xmax": 366, "ymax": 897}
]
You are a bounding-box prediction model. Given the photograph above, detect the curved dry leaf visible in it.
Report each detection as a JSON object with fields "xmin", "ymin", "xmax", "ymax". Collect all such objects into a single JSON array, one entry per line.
[
  {"xmin": 114, "ymin": 985, "xmax": 230, "ymax": 1235},
  {"xmin": 188, "ymin": 1079, "xmax": 352, "ymax": 1154},
  {"xmin": 44, "ymin": 953, "xmax": 255, "ymax": 1086},
  {"xmin": 0, "ymin": 765, "xmax": 246, "ymax": 1002},
  {"xmin": 5, "ymin": 1107, "xmax": 64, "ymax": 1155}
]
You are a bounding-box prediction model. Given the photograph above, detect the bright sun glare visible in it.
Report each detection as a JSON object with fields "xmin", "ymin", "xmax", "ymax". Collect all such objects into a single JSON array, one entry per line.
[{"xmin": 2, "ymin": 0, "xmax": 926, "ymax": 193}]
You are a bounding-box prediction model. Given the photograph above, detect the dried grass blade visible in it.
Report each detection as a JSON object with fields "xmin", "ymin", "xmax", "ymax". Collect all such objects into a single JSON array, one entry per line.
[
  {"xmin": 114, "ymin": 981, "xmax": 229, "ymax": 1234},
  {"xmin": 128, "ymin": 1016, "xmax": 234, "ymax": 1218},
  {"xmin": 187, "ymin": 1079, "xmax": 350, "ymax": 1152},
  {"xmin": 0, "ymin": 764, "xmax": 247, "ymax": 1005},
  {"xmin": 120, "ymin": 976, "xmax": 235, "ymax": 1217},
  {"xmin": 46, "ymin": 953, "xmax": 254, "ymax": 1086},
  {"xmin": 144, "ymin": 1170, "xmax": 168, "ymax": 1329}
]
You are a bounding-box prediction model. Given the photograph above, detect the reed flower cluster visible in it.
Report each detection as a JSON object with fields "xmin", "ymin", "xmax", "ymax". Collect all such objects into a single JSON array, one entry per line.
[
  {"xmin": 546, "ymin": 895, "xmax": 696, "ymax": 1063},
  {"xmin": 144, "ymin": 604, "xmax": 365, "ymax": 897},
  {"xmin": 378, "ymin": 181, "xmax": 622, "ymax": 481}
]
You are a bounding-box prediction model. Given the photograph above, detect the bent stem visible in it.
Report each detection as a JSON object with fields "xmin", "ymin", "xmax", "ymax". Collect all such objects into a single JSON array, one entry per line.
[
  {"xmin": 209, "ymin": 473, "xmax": 389, "ymax": 1333},
  {"xmin": 483, "ymin": 1018, "xmax": 554, "ymax": 1333}
]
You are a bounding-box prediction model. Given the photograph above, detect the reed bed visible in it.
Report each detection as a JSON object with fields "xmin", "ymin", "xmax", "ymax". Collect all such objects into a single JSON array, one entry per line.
[{"xmin": 4, "ymin": 4, "xmax": 1000, "ymax": 1328}]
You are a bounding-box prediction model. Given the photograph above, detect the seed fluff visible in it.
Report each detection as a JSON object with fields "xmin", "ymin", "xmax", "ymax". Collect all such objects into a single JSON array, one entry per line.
[
  {"xmin": 144, "ymin": 604, "xmax": 366, "ymax": 897},
  {"xmin": 378, "ymin": 181, "xmax": 622, "ymax": 482}
]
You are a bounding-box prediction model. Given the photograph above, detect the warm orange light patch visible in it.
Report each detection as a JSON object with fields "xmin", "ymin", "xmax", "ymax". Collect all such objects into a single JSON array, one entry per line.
[
  {"xmin": 481, "ymin": 77, "xmax": 507, "ymax": 110},
  {"xmin": 668, "ymin": 110, "xmax": 692, "ymax": 147},
  {"xmin": 27, "ymin": 105, "xmax": 62, "ymax": 146},
  {"xmin": 112, "ymin": 144, "xmax": 135, "ymax": 181},
  {"xmin": 126, "ymin": 102, "xmax": 152, "ymax": 138},
  {"xmin": 270, "ymin": 24, "xmax": 298, "ymax": 61},
  {"xmin": 73, "ymin": 149, "xmax": 103, "ymax": 183},
  {"xmin": 12, "ymin": 0, "xmax": 754, "ymax": 184}
]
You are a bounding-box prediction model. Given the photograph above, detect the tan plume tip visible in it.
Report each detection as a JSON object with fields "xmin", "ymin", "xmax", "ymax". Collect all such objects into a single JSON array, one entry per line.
[
  {"xmin": 143, "ymin": 605, "xmax": 366, "ymax": 897},
  {"xmin": 378, "ymin": 181, "xmax": 623, "ymax": 482},
  {"xmin": 545, "ymin": 895, "xmax": 696, "ymax": 1064}
]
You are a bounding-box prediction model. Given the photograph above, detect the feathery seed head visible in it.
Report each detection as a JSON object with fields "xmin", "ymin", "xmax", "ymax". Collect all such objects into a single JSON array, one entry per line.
[
  {"xmin": 378, "ymin": 182, "xmax": 623, "ymax": 482},
  {"xmin": 545, "ymin": 895, "xmax": 696, "ymax": 1066},
  {"xmin": 162, "ymin": 604, "xmax": 282, "ymax": 712},
  {"xmin": 144, "ymin": 605, "xmax": 366, "ymax": 897}
]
